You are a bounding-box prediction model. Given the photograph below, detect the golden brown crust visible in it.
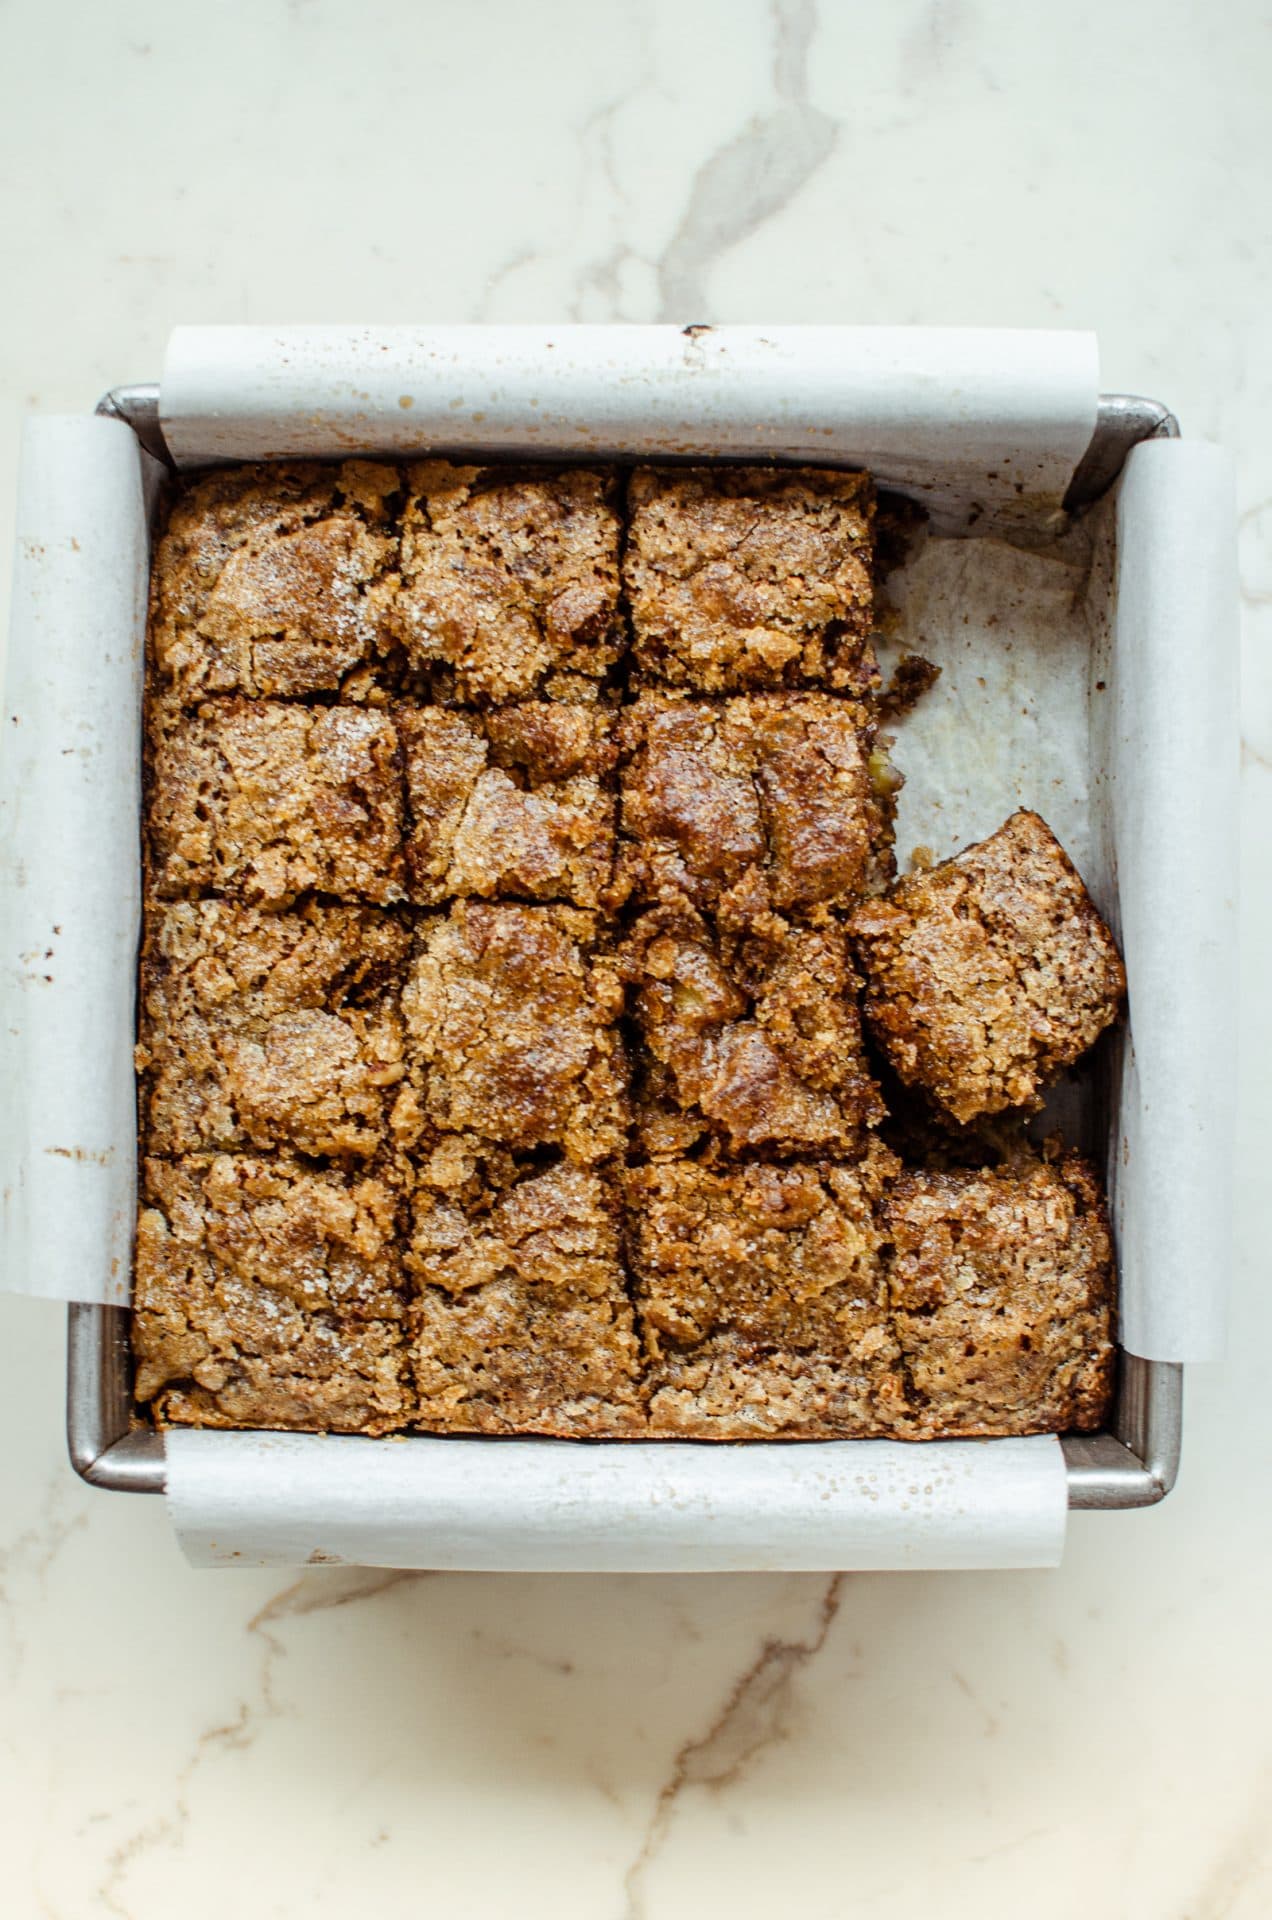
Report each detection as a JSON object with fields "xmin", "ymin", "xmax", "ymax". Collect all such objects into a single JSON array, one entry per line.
[
  {"xmin": 147, "ymin": 699, "xmax": 407, "ymax": 907},
  {"xmin": 387, "ymin": 463, "xmax": 624, "ymax": 703},
  {"xmin": 136, "ymin": 900, "xmax": 409, "ymax": 1159},
  {"xmin": 850, "ymin": 810, "xmax": 1127, "ymax": 1122},
  {"xmin": 883, "ymin": 1150, "xmax": 1117, "ymax": 1437},
  {"xmin": 621, "ymin": 902, "xmax": 883, "ymax": 1159},
  {"xmin": 149, "ymin": 462, "xmax": 401, "ymax": 704},
  {"xmin": 625, "ymin": 466, "xmax": 877, "ymax": 693},
  {"xmin": 402, "ymin": 902, "xmax": 629, "ymax": 1164},
  {"xmin": 615, "ymin": 693, "xmax": 894, "ymax": 920},
  {"xmin": 625, "ymin": 1145, "xmax": 908, "ymax": 1437},
  {"xmin": 409, "ymin": 1163, "xmax": 642, "ymax": 1435},
  {"xmin": 398, "ymin": 703, "xmax": 616, "ymax": 908},
  {"xmin": 132, "ymin": 1155, "xmax": 409, "ymax": 1434}
]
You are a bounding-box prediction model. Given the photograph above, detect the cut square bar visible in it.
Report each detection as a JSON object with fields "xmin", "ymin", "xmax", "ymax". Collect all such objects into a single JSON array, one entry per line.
[
  {"xmin": 625, "ymin": 466, "xmax": 876, "ymax": 693},
  {"xmin": 622, "ymin": 903, "xmax": 882, "ymax": 1159},
  {"xmin": 399, "ymin": 702, "xmax": 616, "ymax": 908},
  {"xmin": 132, "ymin": 1155, "xmax": 410, "ymax": 1434},
  {"xmin": 616, "ymin": 692, "xmax": 894, "ymax": 919},
  {"xmin": 883, "ymin": 1150, "xmax": 1117, "ymax": 1437},
  {"xmin": 625, "ymin": 1146, "xmax": 905, "ymax": 1438},
  {"xmin": 402, "ymin": 902, "xmax": 629, "ymax": 1165},
  {"xmin": 137, "ymin": 900, "xmax": 409, "ymax": 1159},
  {"xmin": 148, "ymin": 700, "xmax": 407, "ymax": 907},
  {"xmin": 148, "ymin": 460, "xmax": 401, "ymax": 704},
  {"xmin": 410, "ymin": 1163, "xmax": 641, "ymax": 1435},
  {"xmin": 388, "ymin": 462, "xmax": 624, "ymax": 703}
]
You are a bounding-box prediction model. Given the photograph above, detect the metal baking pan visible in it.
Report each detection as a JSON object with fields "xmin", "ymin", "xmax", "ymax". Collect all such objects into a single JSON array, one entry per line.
[{"xmin": 66, "ymin": 384, "xmax": 1184, "ymax": 1514}]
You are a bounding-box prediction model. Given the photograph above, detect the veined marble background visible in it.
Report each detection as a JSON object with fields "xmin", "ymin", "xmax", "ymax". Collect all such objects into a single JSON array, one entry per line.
[{"xmin": 1, "ymin": 2, "xmax": 1269, "ymax": 1914}]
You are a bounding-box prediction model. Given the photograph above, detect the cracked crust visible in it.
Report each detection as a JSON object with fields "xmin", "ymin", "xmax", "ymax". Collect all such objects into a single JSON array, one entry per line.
[
  {"xmin": 387, "ymin": 462, "xmax": 624, "ymax": 703},
  {"xmin": 884, "ymin": 1150, "xmax": 1117, "ymax": 1437},
  {"xmin": 399, "ymin": 703, "xmax": 616, "ymax": 907},
  {"xmin": 626, "ymin": 1145, "xmax": 907, "ymax": 1438},
  {"xmin": 148, "ymin": 699, "xmax": 407, "ymax": 907},
  {"xmin": 622, "ymin": 902, "xmax": 883, "ymax": 1159},
  {"xmin": 409, "ymin": 1162, "xmax": 642, "ymax": 1435},
  {"xmin": 136, "ymin": 900, "xmax": 409, "ymax": 1159},
  {"xmin": 149, "ymin": 461, "xmax": 401, "ymax": 704},
  {"xmin": 132, "ymin": 1154, "xmax": 410, "ymax": 1433},
  {"xmin": 625, "ymin": 466, "xmax": 877, "ymax": 693},
  {"xmin": 402, "ymin": 902, "xmax": 629, "ymax": 1164},
  {"xmin": 615, "ymin": 692, "xmax": 894, "ymax": 919},
  {"xmin": 850, "ymin": 810, "xmax": 1127, "ymax": 1122}
]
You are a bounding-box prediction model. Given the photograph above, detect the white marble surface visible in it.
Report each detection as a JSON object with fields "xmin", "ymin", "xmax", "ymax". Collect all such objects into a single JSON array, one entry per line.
[{"xmin": 1, "ymin": 1, "xmax": 1270, "ymax": 1913}]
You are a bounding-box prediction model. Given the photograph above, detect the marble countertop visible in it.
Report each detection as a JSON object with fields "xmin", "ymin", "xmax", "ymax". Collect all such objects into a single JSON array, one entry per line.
[{"xmin": 1, "ymin": 1, "xmax": 1269, "ymax": 1913}]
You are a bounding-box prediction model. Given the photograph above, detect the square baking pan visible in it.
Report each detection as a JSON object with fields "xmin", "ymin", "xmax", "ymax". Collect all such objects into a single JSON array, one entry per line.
[{"xmin": 62, "ymin": 378, "xmax": 1186, "ymax": 1514}]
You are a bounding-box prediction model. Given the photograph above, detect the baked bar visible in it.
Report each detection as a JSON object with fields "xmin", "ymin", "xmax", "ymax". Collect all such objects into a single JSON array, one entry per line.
[
  {"xmin": 401, "ymin": 901, "xmax": 629, "ymax": 1165},
  {"xmin": 409, "ymin": 1162, "xmax": 642, "ymax": 1435},
  {"xmin": 132, "ymin": 1155, "xmax": 409, "ymax": 1433},
  {"xmin": 136, "ymin": 900, "xmax": 409, "ymax": 1159},
  {"xmin": 148, "ymin": 461, "xmax": 400, "ymax": 704},
  {"xmin": 622, "ymin": 902, "xmax": 882, "ymax": 1158},
  {"xmin": 616, "ymin": 692, "xmax": 894, "ymax": 918},
  {"xmin": 626, "ymin": 1145, "xmax": 906, "ymax": 1437},
  {"xmin": 850, "ymin": 810, "xmax": 1126, "ymax": 1122},
  {"xmin": 148, "ymin": 699, "xmax": 407, "ymax": 907},
  {"xmin": 625, "ymin": 466, "xmax": 877, "ymax": 693},
  {"xmin": 883, "ymin": 1149, "xmax": 1116, "ymax": 1437},
  {"xmin": 388, "ymin": 462, "xmax": 624, "ymax": 703},
  {"xmin": 399, "ymin": 702, "xmax": 616, "ymax": 908}
]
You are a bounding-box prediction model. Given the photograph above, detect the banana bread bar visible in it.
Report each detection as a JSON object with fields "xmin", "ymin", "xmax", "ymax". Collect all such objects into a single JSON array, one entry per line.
[
  {"xmin": 133, "ymin": 1155, "xmax": 410, "ymax": 1434},
  {"xmin": 622, "ymin": 901, "xmax": 882, "ymax": 1159},
  {"xmin": 625, "ymin": 1145, "xmax": 907, "ymax": 1438},
  {"xmin": 409, "ymin": 1162, "xmax": 642, "ymax": 1435},
  {"xmin": 624, "ymin": 466, "xmax": 877, "ymax": 693},
  {"xmin": 148, "ymin": 460, "xmax": 400, "ymax": 705},
  {"xmin": 136, "ymin": 900, "xmax": 409, "ymax": 1159},
  {"xmin": 399, "ymin": 702, "xmax": 616, "ymax": 908},
  {"xmin": 387, "ymin": 462, "xmax": 624, "ymax": 704},
  {"xmin": 884, "ymin": 1149, "xmax": 1116, "ymax": 1436},
  {"xmin": 401, "ymin": 901, "xmax": 629, "ymax": 1166},
  {"xmin": 147, "ymin": 699, "xmax": 407, "ymax": 907},
  {"xmin": 850, "ymin": 810, "xmax": 1126, "ymax": 1122},
  {"xmin": 615, "ymin": 693, "xmax": 895, "ymax": 920}
]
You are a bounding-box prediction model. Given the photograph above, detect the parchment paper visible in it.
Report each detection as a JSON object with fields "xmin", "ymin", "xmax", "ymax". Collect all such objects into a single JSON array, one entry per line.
[
  {"xmin": 0, "ymin": 417, "xmax": 152, "ymax": 1304},
  {"xmin": 167, "ymin": 1430, "xmax": 1069, "ymax": 1572},
  {"xmin": 1099, "ymin": 440, "xmax": 1238, "ymax": 1362},
  {"xmin": 161, "ymin": 324, "xmax": 1098, "ymax": 534}
]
